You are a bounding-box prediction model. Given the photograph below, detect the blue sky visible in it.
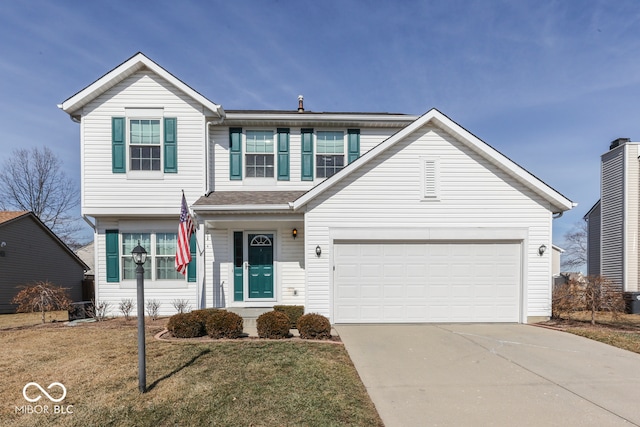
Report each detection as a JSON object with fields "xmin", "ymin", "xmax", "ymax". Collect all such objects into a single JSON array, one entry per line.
[{"xmin": 2, "ymin": 0, "xmax": 640, "ymax": 247}]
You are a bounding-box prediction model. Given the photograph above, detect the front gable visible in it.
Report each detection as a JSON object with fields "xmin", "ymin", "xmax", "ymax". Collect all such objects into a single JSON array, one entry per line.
[{"xmin": 293, "ymin": 109, "xmax": 574, "ymax": 214}]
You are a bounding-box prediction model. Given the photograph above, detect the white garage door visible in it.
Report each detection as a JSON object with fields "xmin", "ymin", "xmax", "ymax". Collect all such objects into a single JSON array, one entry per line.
[{"xmin": 334, "ymin": 242, "xmax": 521, "ymax": 323}]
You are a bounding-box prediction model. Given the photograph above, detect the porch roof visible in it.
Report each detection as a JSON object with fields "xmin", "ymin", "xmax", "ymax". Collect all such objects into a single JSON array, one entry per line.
[{"xmin": 192, "ymin": 191, "xmax": 306, "ymax": 212}]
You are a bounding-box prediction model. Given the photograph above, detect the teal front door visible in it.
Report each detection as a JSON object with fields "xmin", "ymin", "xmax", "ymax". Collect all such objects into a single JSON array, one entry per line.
[{"xmin": 248, "ymin": 234, "xmax": 274, "ymax": 299}]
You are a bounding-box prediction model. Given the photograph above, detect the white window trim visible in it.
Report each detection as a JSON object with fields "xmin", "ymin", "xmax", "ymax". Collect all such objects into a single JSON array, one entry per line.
[
  {"xmin": 244, "ymin": 129, "xmax": 277, "ymax": 182},
  {"xmin": 119, "ymin": 230, "xmax": 187, "ymax": 288},
  {"xmin": 315, "ymin": 129, "xmax": 346, "ymax": 179},
  {"xmin": 125, "ymin": 108, "xmax": 165, "ymax": 178}
]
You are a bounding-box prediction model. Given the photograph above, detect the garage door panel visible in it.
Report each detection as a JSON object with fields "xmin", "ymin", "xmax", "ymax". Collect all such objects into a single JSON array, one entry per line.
[{"xmin": 334, "ymin": 242, "xmax": 521, "ymax": 323}]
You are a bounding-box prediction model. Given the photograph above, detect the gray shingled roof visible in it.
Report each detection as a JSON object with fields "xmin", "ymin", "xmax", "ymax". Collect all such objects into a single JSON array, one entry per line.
[{"xmin": 193, "ymin": 191, "xmax": 307, "ymax": 207}]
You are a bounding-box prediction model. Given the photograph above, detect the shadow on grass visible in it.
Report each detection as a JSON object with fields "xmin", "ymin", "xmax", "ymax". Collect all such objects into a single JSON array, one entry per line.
[{"xmin": 147, "ymin": 348, "xmax": 211, "ymax": 391}]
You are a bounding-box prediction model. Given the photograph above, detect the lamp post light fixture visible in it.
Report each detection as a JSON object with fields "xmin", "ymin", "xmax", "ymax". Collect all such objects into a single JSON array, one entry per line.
[{"xmin": 132, "ymin": 241, "xmax": 147, "ymax": 393}]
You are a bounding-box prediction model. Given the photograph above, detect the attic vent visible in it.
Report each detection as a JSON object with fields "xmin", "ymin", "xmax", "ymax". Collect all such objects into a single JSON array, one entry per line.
[
  {"xmin": 421, "ymin": 158, "xmax": 439, "ymax": 199},
  {"xmin": 298, "ymin": 95, "xmax": 304, "ymax": 113},
  {"xmin": 610, "ymin": 137, "xmax": 630, "ymax": 150}
]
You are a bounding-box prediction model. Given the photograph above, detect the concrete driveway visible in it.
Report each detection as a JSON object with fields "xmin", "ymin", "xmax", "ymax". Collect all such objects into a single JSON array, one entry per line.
[{"xmin": 336, "ymin": 324, "xmax": 640, "ymax": 427}]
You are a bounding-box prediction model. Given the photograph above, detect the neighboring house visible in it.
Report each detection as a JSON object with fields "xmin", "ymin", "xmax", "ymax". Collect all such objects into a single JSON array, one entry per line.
[
  {"xmin": 585, "ymin": 138, "xmax": 640, "ymax": 293},
  {"xmin": 0, "ymin": 211, "xmax": 88, "ymax": 313},
  {"xmin": 75, "ymin": 241, "xmax": 95, "ymax": 301},
  {"xmin": 59, "ymin": 53, "xmax": 574, "ymax": 323},
  {"xmin": 552, "ymin": 244, "xmax": 564, "ymax": 278}
]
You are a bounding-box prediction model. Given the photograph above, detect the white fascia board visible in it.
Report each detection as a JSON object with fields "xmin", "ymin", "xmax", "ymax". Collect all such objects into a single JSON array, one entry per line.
[
  {"xmin": 429, "ymin": 112, "xmax": 574, "ymax": 212},
  {"xmin": 59, "ymin": 53, "xmax": 224, "ymax": 118},
  {"xmin": 292, "ymin": 108, "xmax": 574, "ymax": 213}
]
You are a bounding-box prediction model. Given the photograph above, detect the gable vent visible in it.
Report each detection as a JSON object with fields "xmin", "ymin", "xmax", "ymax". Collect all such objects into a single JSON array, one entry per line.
[{"xmin": 422, "ymin": 158, "xmax": 439, "ymax": 199}]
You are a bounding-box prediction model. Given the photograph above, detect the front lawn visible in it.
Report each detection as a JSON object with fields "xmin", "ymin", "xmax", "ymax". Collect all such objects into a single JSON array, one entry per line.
[
  {"xmin": 540, "ymin": 311, "xmax": 640, "ymax": 355},
  {"xmin": 0, "ymin": 317, "xmax": 382, "ymax": 427}
]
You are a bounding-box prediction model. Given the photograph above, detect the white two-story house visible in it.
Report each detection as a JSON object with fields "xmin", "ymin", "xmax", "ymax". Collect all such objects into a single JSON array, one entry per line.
[{"xmin": 59, "ymin": 53, "xmax": 573, "ymax": 323}]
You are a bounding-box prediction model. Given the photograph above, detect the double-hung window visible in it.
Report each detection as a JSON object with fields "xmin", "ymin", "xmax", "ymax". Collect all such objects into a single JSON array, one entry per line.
[
  {"xmin": 129, "ymin": 119, "xmax": 161, "ymax": 171},
  {"xmin": 316, "ymin": 131, "xmax": 345, "ymax": 178},
  {"xmin": 121, "ymin": 232, "xmax": 182, "ymax": 281},
  {"xmin": 111, "ymin": 115, "xmax": 177, "ymax": 174},
  {"xmin": 245, "ymin": 130, "xmax": 275, "ymax": 178}
]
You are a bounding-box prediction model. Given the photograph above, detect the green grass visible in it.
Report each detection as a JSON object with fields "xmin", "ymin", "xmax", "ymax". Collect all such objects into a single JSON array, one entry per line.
[{"xmin": 0, "ymin": 316, "xmax": 382, "ymax": 427}]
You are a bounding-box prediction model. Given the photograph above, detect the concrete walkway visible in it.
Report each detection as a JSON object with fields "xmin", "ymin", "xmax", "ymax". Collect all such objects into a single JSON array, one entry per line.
[{"xmin": 336, "ymin": 324, "xmax": 640, "ymax": 427}]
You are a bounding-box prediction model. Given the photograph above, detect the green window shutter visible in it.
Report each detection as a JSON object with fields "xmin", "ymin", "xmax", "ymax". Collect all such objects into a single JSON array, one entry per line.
[
  {"xmin": 164, "ymin": 118, "xmax": 177, "ymax": 173},
  {"xmin": 277, "ymin": 128, "xmax": 290, "ymax": 180},
  {"xmin": 348, "ymin": 129, "xmax": 360, "ymax": 164},
  {"xmin": 233, "ymin": 231, "xmax": 244, "ymax": 301},
  {"xmin": 187, "ymin": 233, "xmax": 197, "ymax": 282},
  {"xmin": 229, "ymin": 128, "xmax": 242, "ymax": 180},
  {"xmin": 105, "ymin": 229, "xmax": 120, "ymax": 282},
  {"xmin": 112, "ymin": 117, "xmax": 126, "ymax": 173},
  {"xmin": 301, "ymin": 128, "xmax": 314, "ymax": 181}
]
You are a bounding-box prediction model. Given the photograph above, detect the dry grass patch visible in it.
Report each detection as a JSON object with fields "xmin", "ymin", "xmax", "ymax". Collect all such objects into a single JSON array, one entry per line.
[
  {"xmin": 541, "ymin": 311, "xmax": 640, "ymax": 355},
  {"xmin": 0, "ymin": 317, "xmax": 382, "ymax": 427},
  {"xmin": 0, "ymin": 311, "xmax": 69, "ymax": 329}
]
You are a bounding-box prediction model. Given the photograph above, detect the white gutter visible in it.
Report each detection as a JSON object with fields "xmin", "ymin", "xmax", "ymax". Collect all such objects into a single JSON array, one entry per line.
[{"xmin": 82, "ymin": 214, "xmax": 96, "ymax": 231}]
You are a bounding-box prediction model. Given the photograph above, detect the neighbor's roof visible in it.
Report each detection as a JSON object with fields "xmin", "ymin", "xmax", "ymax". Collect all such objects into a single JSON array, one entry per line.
[
  {"xmin": 59, "ymin": 52, "xmax": 224, "ymax": 119},
  {"xmin": 0, "ymin": 210, "xmax": 29, "ymax": 225},
  {"xmin": 292, "ymin": 108, "xmax": 575, "ymax": 213}
]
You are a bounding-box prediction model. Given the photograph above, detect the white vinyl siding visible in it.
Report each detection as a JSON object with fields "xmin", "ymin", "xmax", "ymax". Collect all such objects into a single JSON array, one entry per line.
[
  {"xmin": 600, "ymin": 148, "xmax": 624, "ymax": 290},
  {"xmin": 94, "ymin": 218, "xmax": 198, "ymax": 317},
  {"xmin": 303, "ymin": 125, "xmax": 553, "ymax": 323},
  {"xmin": 211, "ymin": 127, "xmax": 403, "ymax": 191},
  {"xmin": 81, "ymin": 70, "xmax": 206, "ymax": 215},
  {"xmin": 207, "ymin": 223, "xmax": 305, "ymax": 308}
]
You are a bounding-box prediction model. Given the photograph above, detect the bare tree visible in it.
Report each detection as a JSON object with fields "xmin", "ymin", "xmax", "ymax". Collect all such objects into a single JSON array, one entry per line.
[
  {"xmin": 0, "ymin": 146, "xmax": 81, "ymax": 247},
  {"xmin": 561, "ymin": 221, "xmax": 587, "ymax": 271},
  {"xmin": 12, "ymin": 281, "xmax": 72, "ymax": 324}
]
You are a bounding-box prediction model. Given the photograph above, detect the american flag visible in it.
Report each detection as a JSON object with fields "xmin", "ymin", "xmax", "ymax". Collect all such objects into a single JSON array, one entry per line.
[{"xmin": 175, "ymin": 193, "xmax": 195, "ymax": 275}]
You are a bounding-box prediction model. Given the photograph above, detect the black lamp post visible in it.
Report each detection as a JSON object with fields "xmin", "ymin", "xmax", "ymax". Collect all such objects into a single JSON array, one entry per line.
[{"xmin": 131, "ymin": 241, "xmax": 147, "ymax": 393}]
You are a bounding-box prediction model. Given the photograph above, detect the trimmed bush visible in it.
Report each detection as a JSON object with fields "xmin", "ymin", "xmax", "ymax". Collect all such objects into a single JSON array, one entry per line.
[
  {"xmin": 256, "ymin": 310, "xmax": 291, "ymax": 339},
  {"xmin": 166, "ymin": 312, "xmax": 204, "ymax": 338},
  {"xmin": 191, "ymin": 308, "xmax": 221, "ymax": 328},
  {"xmin": 274, "ymin": 305, "xmax": 304, "ymax": 329},
  {"xmin": 297, "ymin": 313, "xmax": 331, "ymax": 340},
  {"xmin": 206, "ymin": 311, "xmax": 244, "ymax": 339}
]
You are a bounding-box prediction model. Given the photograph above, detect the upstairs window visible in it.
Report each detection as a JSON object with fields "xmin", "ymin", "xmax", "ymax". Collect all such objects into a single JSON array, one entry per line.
[
  {"xmin": 111, "ymin": 116, "xmax": 177, "ymax": 174},
  {"xmin": 130, "ymin": 119, "xmax": 161, "ymax": 171},
  {"xmin": 245, "ymin": 130, "xmax": 274, "ymax": 178},
  {"xmin": 316, "ymin": 131, "xmax": 345, "ymax": 178}
]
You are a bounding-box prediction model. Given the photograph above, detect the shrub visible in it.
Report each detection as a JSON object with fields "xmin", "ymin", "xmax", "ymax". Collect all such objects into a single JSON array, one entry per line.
[
  {"xmin": 172, "ymin": 299, "xmax": 192, "ymax": 314},
  {"xmin": 166, "ymin": 312, "xmax": 205, "ymax": 338},
  {"xmin": 88, "ymin": 299, "xmax": 111, "ymax": 321},
  {"xmin": 205, "ymin": 311, "xmax": 244, "ymax": 339},
  {"xmin": 274, "ymin": 305, "xmax": 304, "ymax": 329},
  {"xmin": 297, "ymin": 313, "xmax": 331, "ymax": 340},
  {"xmin": 12, "ymin": 281, "xmax": 72, "ymax": 324},
  {"xmin": 146, "ymin": 299, "xmax": 161, "ymax": 320},
  {"xmin": 118, "ymin": 298, "xmax": 134, "ymax": 320},
  {"xmin": 191, "ymin": 308, "xmax": 221, "ymax": 328},
  {"xmin": 256, "ymin": 310, "xmax": 291, "ymax": 339}
]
